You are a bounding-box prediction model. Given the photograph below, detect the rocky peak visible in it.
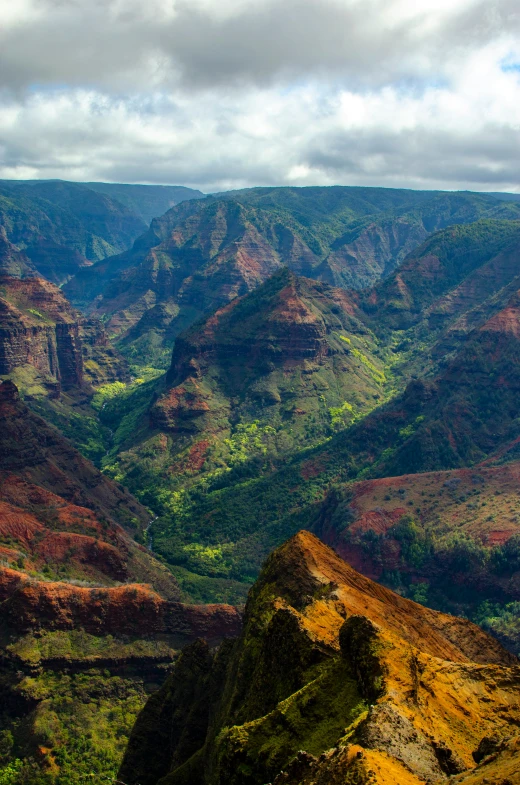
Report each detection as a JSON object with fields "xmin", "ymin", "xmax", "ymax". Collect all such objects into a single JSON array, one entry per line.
[
  {"xmin": 118, "ymin": 531, "xmax": 520, "ymax": 785},
  {"xmin": 150, "ymin": 270, "xmax": 375, "ymax": 439}
]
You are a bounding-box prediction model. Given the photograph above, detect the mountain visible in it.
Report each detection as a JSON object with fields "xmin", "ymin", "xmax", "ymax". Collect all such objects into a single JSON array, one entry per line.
[
  {"xmin": 154, "ymin": 269, "xmax": 385, "ymax": 443},
  {"xmin": 83, "ymin": 182, "xmax": 205, "ymax": 224},
  {"xmin": 96, "ymin": 269, "xmax": 395, "ymax": 598},
  {"xmin": 64, "ymin": 186, "xmax": 520, "ymax": 367},
  {"xmin": 488, "ymin": 191, "xmax": 520, "ymax": 202},
  {"xmin": 117, "ymin": 220, "xmax": 520, "ymax": 608},
  {"xmin": 0, "ymin": 180, "xmax": 147, "ymax": 284},
  {"xmin": 0, "ymin": 379, "xmax": 241, "ymax": 784},
  {"xmin": 0, "ymin": 272, "xmax": 129, "ymax": 398},
  {"xmin": 119, "ymin": 531, "xmax": 520, "ymax": 785},
  {"xmin": 0, "ymin": 180, "xmax": 204, "ymax": 286}
]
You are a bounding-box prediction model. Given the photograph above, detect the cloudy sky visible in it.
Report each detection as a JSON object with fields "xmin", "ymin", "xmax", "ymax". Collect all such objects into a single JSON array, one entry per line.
[{"xmin": 0, "ymin": 0, "xmax": 519, "ymax": 192}]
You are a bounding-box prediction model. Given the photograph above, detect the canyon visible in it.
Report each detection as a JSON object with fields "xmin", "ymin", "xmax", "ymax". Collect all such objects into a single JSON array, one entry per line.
[{"xmin": 2, "ymin": 183, "xmax": 520, "ymax": 784}]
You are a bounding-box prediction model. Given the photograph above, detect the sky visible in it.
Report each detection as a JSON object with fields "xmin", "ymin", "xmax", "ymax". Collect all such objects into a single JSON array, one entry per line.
[{"xmin": 0, "ymin": 0, "xmax": 519, "ymax": 193}]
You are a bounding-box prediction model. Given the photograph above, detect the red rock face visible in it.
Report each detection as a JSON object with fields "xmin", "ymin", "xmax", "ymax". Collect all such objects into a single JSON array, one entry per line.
[
  {"xmin": 0, "ymin": 383, "xmax": 242, "ymax": 645},
  {"xmin": 0, "ymin": 274, "xmax": 129, "ymax": 392},
  {"xmin": 0, "ymin": 275, "xmax": 84, "ymax": 389},
  {"xmin": 0, "ymin": 568, "xmax": 241, "ymax": 644},
  {"xmin": 0, "ymin": 385, "xmax": 182, "ymax": 594}
]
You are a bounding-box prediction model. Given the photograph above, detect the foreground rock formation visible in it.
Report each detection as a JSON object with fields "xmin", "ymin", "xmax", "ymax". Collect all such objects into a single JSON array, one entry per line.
[{"xmin": 119, "ymin": 531, "xmax": 520, "ymax": 785}]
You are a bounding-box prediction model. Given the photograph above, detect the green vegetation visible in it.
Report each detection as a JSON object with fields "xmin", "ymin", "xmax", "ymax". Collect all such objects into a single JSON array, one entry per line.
[
  {"xmin": 475, "ymin": 601, "xmax": 520, "ymax": 655},
  {"xmin": 0, "ymin": 761, "xmax": 23, "ymax": 785},
  {"xmin": 29, "ymin": 396, "xmax": 111, "ymax": 465},
  {"xmin": 0, "ymin": 627, "xmax": 177, "ymax": 785},
  {"xmin": 216, "ymin": 659, "xmax": 366, "ymax": 785},
  {"xmin": 8, "ymin": 670, "xmax": 148, "ymax": 785},
  {"xmin": 7, "ymin": 630, "xmax": 175, "ymax": 666},
  {"xmin": 223, "ymin": 422, "xmax": 277, "ymax": 466}
]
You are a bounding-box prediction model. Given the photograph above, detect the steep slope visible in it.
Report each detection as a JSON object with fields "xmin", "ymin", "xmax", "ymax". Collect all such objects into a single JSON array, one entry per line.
[
  {"xmin": 64, "ymin": 187, "xmax": 520, "ymax": 367},
  {"xmin": 0, "ymin": 273, "xmax": 129, "ymax": 399},
  {"xmin": 0, "ymin": 180, "xmax": 148, "ymax": 284},
  {"xmin": 0, "ymin": 379, "xmax": 241, "ymax": 784},
  {"xmin": 99, "ymin": 270, "xmax": 392, "ymax": 597},
  {"xmin": 119, "ymin": 531, "xmax": 520, "ymax": 785},
  {"xmin": 361, "ymin": 219, "xmax": 520, "ymax": 375},
  {"xmin": 83, "ymin": 182, "xmax": 205, "ymax": 224},
  {"xmin": 313, "ymin": 463, "xmax": 520, "ymax": 638},
  {"xmin": 142, "ymin": 222, "xmax": 520, "ymax": 598},
  {"xmin": 0, "ymin": 227, "xmax": 36, "ymax": 278},
  {"xmin": 0, "ymin": 379, "xmax": 149, "ymax": 536}
]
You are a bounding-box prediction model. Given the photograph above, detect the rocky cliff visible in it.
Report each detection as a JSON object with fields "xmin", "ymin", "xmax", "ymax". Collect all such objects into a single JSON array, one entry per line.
[
  {"xmin": 0, "ymin": 274, "xmax": 129, "ymax": 396},
  {"xmin": 0, "ymin": 568, "xmax": 240, "ymax": 643},
  {"xmin": 119, "ymin": 531, "xmax": 520, "ymax": 785},
  {"xmin": 0, "ymin": 275, "xmax": 84, "ymax": 393}
]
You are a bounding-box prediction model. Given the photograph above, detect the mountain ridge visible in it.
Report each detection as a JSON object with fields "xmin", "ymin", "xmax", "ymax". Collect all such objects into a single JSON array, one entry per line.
[
  {"xmin": 119, "ymin": 531, "xmax": 520, "ymax": 785},
  {"xmin": 63, "ymin": 186, "xmax": 520, "ymax": 367}
]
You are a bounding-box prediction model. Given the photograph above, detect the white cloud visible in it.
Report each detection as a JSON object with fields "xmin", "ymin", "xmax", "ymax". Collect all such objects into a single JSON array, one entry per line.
[{"xmin": 0, "ymin": 0, "xmax": 519, "ymax": 192}]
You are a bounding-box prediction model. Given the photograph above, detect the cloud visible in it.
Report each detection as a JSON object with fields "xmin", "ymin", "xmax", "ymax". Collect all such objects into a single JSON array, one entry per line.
[
  {"xmin": 1, "ymin": 0, "xmax": 519, "ymax": 92},
  {"xmin": 0, "ymin": 0, "xmax": 519, "ymax": 192}
]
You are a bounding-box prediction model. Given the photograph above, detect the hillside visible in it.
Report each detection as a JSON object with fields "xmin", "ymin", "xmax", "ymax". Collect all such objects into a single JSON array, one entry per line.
[
  {"xmin": 0, "ymin": 379, "xmax": 241, "ymax": 784},
  {"xmin": 0, "ymin": 180, "xmax": 147, "ymax": 284},
  {"xmin": 64, "ymin": 186, "xmax": 520, "ymax": 367},
  {"xmin": 154, "ymin": 286, "xmax": 520, "ymax": 601},
  {"xmin": 96, "ymin": 269, "xmax": 395, "ymax": 599},
  {"xmin": 0, "ymin": 273, "xmax": 129, "ymax": 399},
  {"xmin": 313, "ymin": 463, "xmax": 520, "ymax": 645},
  {"xmin": 119, "ymin": 531, "xmax": 520, "ymax": 785},
  {"xmin": 0, "ymin": 180, "xmax": 204, "ymax": 286},
  {"xmin": 83, "ymin": 182, "xmax": 205, "ymax": 224},
  {"xmin": 112, "ymin": 221, "xmax": 520, "ymax": 608}
]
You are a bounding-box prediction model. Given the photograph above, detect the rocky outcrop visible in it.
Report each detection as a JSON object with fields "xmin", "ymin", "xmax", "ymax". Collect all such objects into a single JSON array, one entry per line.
[
  {"xmin": 119, "ymin": 531, "xmax": 520, "ymax": 785},
  {"xmin": 0, "ymin": 274, "xmax": 129, "ymax": 393},
  {"xmin": 0, "ymin": 275, "xmax": 84, "ymax": 391},
  {"xmin": 0, "ymin": 568, "xmax": 241, "ymax": 644}
]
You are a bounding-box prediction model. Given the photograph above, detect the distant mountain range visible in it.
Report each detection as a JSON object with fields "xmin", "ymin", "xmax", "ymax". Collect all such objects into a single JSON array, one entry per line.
[
  {"xmin": 0, "ymin": 179, "xmax": 204, "ymax": 284},
  {"xmin": 62, "ymin": 186, "xmax": 520, "ymax": 366}
]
